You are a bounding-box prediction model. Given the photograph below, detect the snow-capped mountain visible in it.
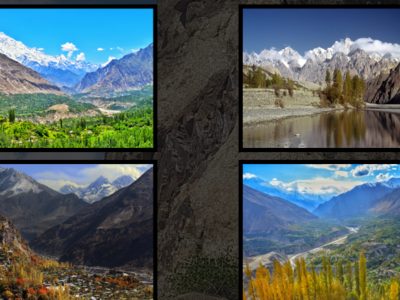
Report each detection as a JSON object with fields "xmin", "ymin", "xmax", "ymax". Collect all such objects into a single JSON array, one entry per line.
[
  {"xmin": 0, "ymin": 167, "xmax": 58, "ymax": 198},
  {"xmin": 0, "ymin": 32, "xmax": 99, "ymax": 87},
  {"xmin": 243, "ymin": 37, "xmax": 400, "ymax": 84},
  {"xmin": 59, "ymin": 175, "xmax": 135, "ymax": 204},
  {"xmin": 243, "ymin": 176, "xmax": 332, "ymax": 212}
]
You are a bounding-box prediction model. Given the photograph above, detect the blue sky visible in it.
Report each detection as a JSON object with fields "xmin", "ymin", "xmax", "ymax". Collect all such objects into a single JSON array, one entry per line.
[
  {"xmin": 243, "ymin": 9, "xmax": 400, "ymax": 55},
  {"xmin": 0, "ymin": 164, "xmax": 152, "ymax": 190},
  {"xmin": 243, "ymin": 164, "xmax": 399, "ymax": 197},
  {"xmin": 0, "ymin": 8, "xmax": 153, "ymax": 65}
]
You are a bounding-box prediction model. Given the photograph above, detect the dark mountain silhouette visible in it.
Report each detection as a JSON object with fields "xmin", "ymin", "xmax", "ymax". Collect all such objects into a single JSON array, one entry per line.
[{"xmin": 30, "ymin": 168, "xmax": 154, "ymax": 274}]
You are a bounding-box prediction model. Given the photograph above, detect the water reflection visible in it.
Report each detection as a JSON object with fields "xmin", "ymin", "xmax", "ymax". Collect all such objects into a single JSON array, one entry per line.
[{"xmin": 243, "ymin": 109, "xmax": 400, "ymax": 148}]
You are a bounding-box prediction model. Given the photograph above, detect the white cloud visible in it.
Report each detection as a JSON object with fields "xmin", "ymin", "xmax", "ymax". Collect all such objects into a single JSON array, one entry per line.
[
  {"xmin": 97, "ymin": 48, "xmax": 104, "ymax": 51},
  {"xmin": 117, "ymin": 47, "xmax": 123, "ymax": 52},
  {"xmin": 34, "ymin": 164, "xmax": 150, "ymax": 191},
  {"xmin": 61, "ymin": 42, "xmax": 78, "ymax": 51},
  {"xmin": 335, "ymin": 171, "xmax": 348, "ymax": 177},
  {"xmin": 101, "ymin": 56, "xmax": 116, "ymax": 67},
  {"xmin": 268, "ymin": 177, "xmax": 363, "ymax": 196},
  {"xmin": 351, "ymin": 164, "xmax": 398, "ymax": 178},
  {"xmin": 76, "ymin": 52, "xmax": 85, "ymax": 61},
  {"xmin": 350, "ymin": 38, "xmax": 400, "ymax": 59},
  {"xmin": 376, "ymin": 173, "xmax": 394, "ymax": 182},
  {"xmin": 307, "ymin": 164, "xmax": 351, "ymax": 171},
  {"xmin": 243, "ymin": 173, "xmax": 257, "ymax": 179},
  {"xmin": 67, "ymin": 51, "xmax": 73, "ymax": 59},
  {"xmin": 132, "ymin": 49, "xmax": 139, "ymax": 53},
  {"xmin": 393, "ymin": 168, "xmax": 397, "ymax": 170},
  {"xmin": 110, "ymin": 48, "xmax": 113, "ymax": 50},
  {"xmin": 38, "ymin": 48, "xmax": 44, "ymax": 51}
]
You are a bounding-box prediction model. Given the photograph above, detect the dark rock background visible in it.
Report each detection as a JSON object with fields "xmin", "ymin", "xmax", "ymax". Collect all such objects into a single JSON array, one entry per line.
[{"xmin": 104, "ymin": 0, "xmax": 400, "ymax": 298}]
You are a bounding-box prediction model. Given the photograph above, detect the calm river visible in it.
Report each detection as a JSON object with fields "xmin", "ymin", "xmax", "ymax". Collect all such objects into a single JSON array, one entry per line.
[{"xmin": 243, "ymin": 109, "xmax": 400, "ymax": 148}]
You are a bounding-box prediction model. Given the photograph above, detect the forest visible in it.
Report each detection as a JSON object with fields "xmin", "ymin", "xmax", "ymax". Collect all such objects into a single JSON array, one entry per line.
[
  {"xmin": 0, "ymin": 104, "xmax": 153, "ymax": 148},
  {"xmin": 244, "ymin": 253, "xmax": 399, "ymax": 300}
]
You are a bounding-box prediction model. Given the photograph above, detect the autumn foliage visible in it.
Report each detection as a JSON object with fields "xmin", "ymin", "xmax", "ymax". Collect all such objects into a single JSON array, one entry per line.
[{"xmin": 244, "ymin": 253, "xmax": 399, "ymax": 300}]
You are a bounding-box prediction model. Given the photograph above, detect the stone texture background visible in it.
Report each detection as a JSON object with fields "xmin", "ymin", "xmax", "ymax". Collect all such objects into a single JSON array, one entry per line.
[{"xmin": 104, "ymin": 0, "xmax": 400, "ymax": 298}]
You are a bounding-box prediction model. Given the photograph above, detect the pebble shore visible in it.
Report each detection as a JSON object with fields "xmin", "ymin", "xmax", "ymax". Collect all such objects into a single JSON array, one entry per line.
[{"xmin": 243, "ymin": 107, "xmax": 344, "ymax": 126}]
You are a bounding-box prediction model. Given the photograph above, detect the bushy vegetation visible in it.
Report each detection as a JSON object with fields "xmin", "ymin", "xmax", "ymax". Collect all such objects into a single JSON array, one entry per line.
[
  {"xmin": 243, "ymin": 66, "xmax": 295, "ymax": 90},
  {"xmin": 243, "ymin": 252, "xmax": 400, "ymax": 300},
  {"xmin": 0, "ymin": 106, "xmax": 153, "ymax": 148}
]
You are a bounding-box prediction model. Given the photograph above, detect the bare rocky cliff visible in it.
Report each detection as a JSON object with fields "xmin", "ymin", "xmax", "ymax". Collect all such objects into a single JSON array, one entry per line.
[
  {"xmin": 364, "ymin": 62, "xmax": 400, "ymax": 104},
  {"xmin": 0, "ymin": 53, "xmax": 64, "ymax": 95}
]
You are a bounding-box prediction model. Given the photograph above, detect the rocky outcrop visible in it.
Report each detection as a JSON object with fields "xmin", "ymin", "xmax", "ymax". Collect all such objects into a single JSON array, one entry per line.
[
  {"xmin": 80, "ymin": 43, "xmax": 153, "ymax": 94},
  {"xmin": 0, "ymin": 53, "xmax": 64, "ymax": 95},
  {"xmin": 364, "ymin": 62, "xmax": 400, "ymax": 104}
]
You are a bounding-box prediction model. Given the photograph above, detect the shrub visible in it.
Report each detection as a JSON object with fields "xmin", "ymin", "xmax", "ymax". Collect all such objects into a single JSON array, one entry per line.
[
  {"xmin": 168, "ymin": 247, "xmax": 238, "ymax": 300},
  {"xmin": 288, "ymin": 87, "xmax": 294, "ymax": 97},
  {"xmin": 283, "ymin": 91, "xmax": 287, "ymax": 97}
]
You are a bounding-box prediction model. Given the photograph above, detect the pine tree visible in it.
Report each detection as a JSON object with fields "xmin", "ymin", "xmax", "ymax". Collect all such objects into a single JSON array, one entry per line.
[
  {"xmin": 360, "ymin": 253, "xmax": 367, "ymax": 299},
  {"xmin": 355, "ymin": 259, "xmax": 360, "ymax": 296},
  {"xmin": 326, "ymin": 69, "xmax": 331, "ymax": 88}
]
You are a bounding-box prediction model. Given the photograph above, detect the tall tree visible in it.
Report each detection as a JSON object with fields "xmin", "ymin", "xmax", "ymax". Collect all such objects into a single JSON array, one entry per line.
[
  {"xmin": 390, "ymin": 281, "xmax": 399, "ymax": 300},
  {"xmin": 352, "ymin": 75, "xmax": 360, "ymax": 106},
  {"xmin": 346, "ymin": 260, "xmax": 353, "ymax": 292},
  {"xmin": 355, "ymin": 260, "xmax": 360, "ymax": 296},
  {"xmin": 342, "ymin": 70, "xmax": 352, "ymax": 105},
  {"xmin": 360, "ymin": 253, "xmax": 367, "ymax": 299},
  {"xmin": 338, "ymin": 259, "xmax": 344, "ymax": 285},
  {"xmin": 326, "ymin": 69, "xmax": 331, "ymax": 88}
]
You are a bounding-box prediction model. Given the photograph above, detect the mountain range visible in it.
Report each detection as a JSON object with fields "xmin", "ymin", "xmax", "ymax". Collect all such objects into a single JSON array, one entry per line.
[
  {"xmin": 243, "ymin": 38, "xmax": 400, "ymax": 85},
  {"xmin": 0, "ymin": 52, "xmax": 64, "ymax": 95},
  {"xmin": 243, "ymin": 184, "xmax": 317, "ymax": 234},
  {"xmin": 59, "ymin": 175, "xmax": 136, "ymax": 204},
  {"xmin": 243, "ymin": 176, "xmax": 330, "ymax": 212},
  {"xmin": 313, "ymin": 178, "xmax": 400, "ymax": 219},
  {"xmin": 30, "ymin": 167, "xmax": 154, "ymax": 273},
  {"xmin": 0, "ymin": 167, "xmax": 88, "ymax": 241},
  {"xmin": 67, "ymin": 43, "xmax": 154, "ymax": 95},
  {"xmin": 0, "ymin": 32, "xmax": 98, "ymax": 87}
]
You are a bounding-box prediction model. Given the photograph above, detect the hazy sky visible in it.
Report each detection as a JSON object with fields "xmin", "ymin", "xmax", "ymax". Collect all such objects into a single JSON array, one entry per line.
[
  {"xmin": 243, "ymin": 164, "xmax": 399, "ymax": 197},
  {"xmin": 0, "ymin": 8, "xmax": 153, "ymax": 65},
  {"xmin": 0, "ymin": 164, "xmax": 152, "ymax": 190},
  {"xmin": 243, "ymin": 9, "xmax": 400, "ymax": 55}
]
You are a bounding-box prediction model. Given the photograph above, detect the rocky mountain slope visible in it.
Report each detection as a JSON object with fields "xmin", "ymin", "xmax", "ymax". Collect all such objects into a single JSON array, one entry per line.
[
  {"xmin": 0, "ymin": 166, "xmax": 58, "ymax": 198},
  {"xmin": 68, "ymin": 43, "xmax": 153, "ymax": 94},
  {"xmin": 59, "ymin": 174, "xmax": 135, "ymax": 203},
  {"xmin": 0, "ymin": 191, "xmax": 88, "ymax": 241},
  {"xmin": 313, "ymin": 179, "xmax": 400, "ymax": 219},
  {"xmin": 244, "ymin": 38, "xmax": 399, "ymax": 85},
  {"xmin": 367, "ymin": 187, "xmax": 400, "ymax": 215},
  {"xmin": 30, "ymin": 168, "xmax": 154, "ymax": 274},
  {"xmin": 0, "ymin": 32, "xmax": 98, "ymax": 87},
  {"xmin": 0, "ymin": 52, "xmax": 64, "ymax": 95},
  {"xmin": 243, "ymin": 184, "xmax": 318, "ymax": 234},
  {"xmin": 363, "ymin": 62, "xmax": 400, "ymax": 104}
]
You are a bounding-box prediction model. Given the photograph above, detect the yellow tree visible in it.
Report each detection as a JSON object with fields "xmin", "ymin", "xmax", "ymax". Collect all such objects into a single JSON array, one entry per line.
[
  {"xmin": 244, "ymin": 262, "xmax": 252, "ymax": 279},
  {"xmin": 390, "ymin": 281, "xmax": 399, "ymax": 300}
]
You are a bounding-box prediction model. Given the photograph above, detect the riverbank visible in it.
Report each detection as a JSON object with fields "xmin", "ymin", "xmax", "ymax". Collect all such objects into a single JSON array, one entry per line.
[
  {"xmin": 363, "ymin": 103, "xmax": 400, "ymax": 114},
  {"xmin": 243, "ymin": 106, "xmax": 345, "ymax": 127}
]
